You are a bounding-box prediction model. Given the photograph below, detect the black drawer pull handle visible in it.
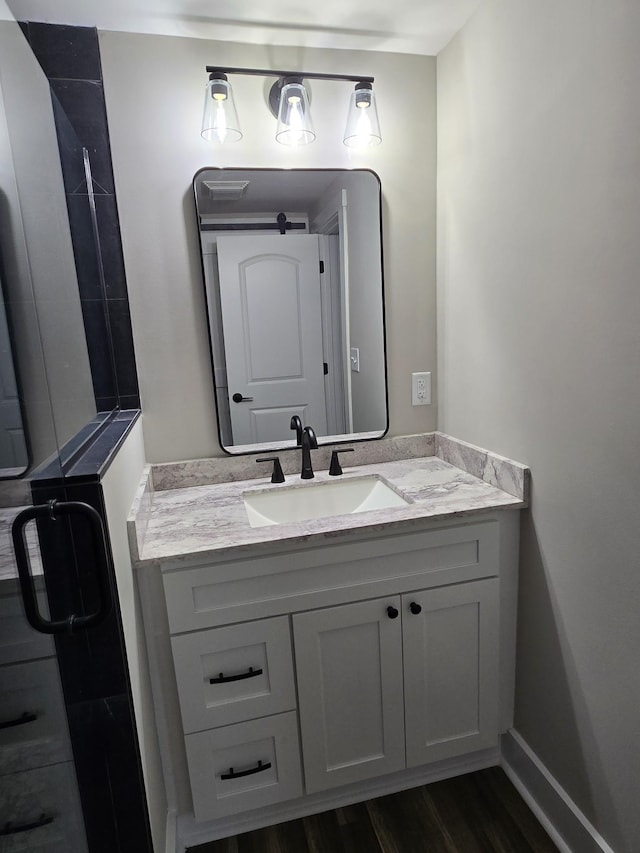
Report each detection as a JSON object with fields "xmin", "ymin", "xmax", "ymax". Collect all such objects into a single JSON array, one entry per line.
[
  {"xmin": 0, "ymin": 711, "xmax": 38, "ymax": 730},
  {"xmin": 209, "ymin": 666, "xmax": 263, "ymax": 685},
  {"xmin": 409, "ymin": 601, "xmax": 422, "ymax": 615},
  {"xmin": 221, "ymin": 759, "xmax": 272, "ymax": 781},
  {"xmin": 0, "ymin": 814, "xmax": 54, "ymax": 836},
  {"xmin": 387, "ymin": 605, "xmax": 399, "ymax": 619}
]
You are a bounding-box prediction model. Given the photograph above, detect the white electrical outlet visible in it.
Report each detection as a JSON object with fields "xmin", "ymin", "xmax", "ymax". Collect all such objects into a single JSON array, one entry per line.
[{"xmin": 411, "ymin": 372, "xmax": 431, "ymax": 406}]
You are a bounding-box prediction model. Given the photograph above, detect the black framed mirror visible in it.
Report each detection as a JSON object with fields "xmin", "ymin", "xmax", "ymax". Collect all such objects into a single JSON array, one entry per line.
[{"xmin": 194, "ymin": 167, "xmax": 388, "ymax": 455}]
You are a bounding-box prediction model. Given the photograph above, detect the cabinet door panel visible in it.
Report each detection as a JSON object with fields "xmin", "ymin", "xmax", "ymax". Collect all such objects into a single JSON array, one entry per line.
[
  {"xmin": 403, "ymin": 579, "xmax": 499, "ymax": 767},
  {"xmin": 293, "ymin": 597, "xmax": 405, "ymax": 794}
]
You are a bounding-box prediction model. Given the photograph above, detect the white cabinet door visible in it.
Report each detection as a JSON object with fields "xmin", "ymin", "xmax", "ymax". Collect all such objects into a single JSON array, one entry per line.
[
  {"xmin": 402, "ymin": 579, "xmax": 500, "ymax": 767},
  {"xmin": 293, "ymin": 597, "xmax": 405, "ymax": 794}
]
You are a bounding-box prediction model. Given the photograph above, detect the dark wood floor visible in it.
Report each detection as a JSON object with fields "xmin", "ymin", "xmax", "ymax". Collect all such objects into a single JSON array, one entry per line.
[{"xmin": 190, "ymin": 767, "xmax": 559, "ymax": 853}]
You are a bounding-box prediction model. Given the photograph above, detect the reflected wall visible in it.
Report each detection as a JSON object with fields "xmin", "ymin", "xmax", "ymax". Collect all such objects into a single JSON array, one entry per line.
[
  {"xmin": 0, "ymin": 18, "xmax": 95, "ymax": 480},
  {"xmin": 0, "ymin": 18, "xmax": 141, "ymax": 486}
]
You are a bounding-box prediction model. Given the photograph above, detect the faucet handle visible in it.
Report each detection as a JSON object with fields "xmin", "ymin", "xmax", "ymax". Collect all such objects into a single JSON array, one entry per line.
[
  {"xmin": 329, "ymin": 448, "xmax": 354, "ymax": 476},
  {"xmin": 256, "ymin": 457, "xmax": 285, "ymax": 484}
]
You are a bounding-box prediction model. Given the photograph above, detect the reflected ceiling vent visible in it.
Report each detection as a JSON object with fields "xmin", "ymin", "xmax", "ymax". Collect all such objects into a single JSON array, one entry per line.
[{"xmin": 202, "ymin": 180, "xmax": 250, "ymax": 201}]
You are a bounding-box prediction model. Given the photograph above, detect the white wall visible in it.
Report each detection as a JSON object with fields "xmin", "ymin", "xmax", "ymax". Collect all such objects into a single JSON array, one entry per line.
[
  {"xmin": 437, "ymin": 2, "xmax": 640, "ymax": 850},
  {"xmin": 99, "ymin": 32, "xmax": 436, "ymax": 462},
  {"xmin": 340, "ymin": 170, "xmax": 387, "ymax": 432},
  {"xmin": 100, "ymin": 419, "xmax": 166, "ymax": 852}
]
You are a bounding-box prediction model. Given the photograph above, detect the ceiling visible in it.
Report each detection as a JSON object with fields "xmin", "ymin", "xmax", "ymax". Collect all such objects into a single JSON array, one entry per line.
[
  {"xmin": 195, "ymin": 169, "xmax": 372, "ymax": 216},
  {"xmin": 4, "ymin": 0, "xmax": 481, "ymax": 55}
]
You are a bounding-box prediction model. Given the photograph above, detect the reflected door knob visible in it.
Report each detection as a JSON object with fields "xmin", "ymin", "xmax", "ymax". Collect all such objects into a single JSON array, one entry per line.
[
  {"xmin": 386, "ymin": 605, "xmax": 399, "ymax": 619},
  {"xmin": 409, "ymin": 601, "xmax": 422, "ymax": 615}
]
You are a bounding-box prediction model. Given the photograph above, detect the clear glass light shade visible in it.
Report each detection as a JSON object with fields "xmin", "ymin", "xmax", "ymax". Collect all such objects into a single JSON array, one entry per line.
[
  {"xmin": 201, "ymin": 76, "xmax": 242, "ymax": 143},
  {"xmin": 343, "ymin": 84, "xmax": 381, "ymax": 148},
  {"xmin": 275, "ymin": 80, "xmax": 315, "ymax": 146}
]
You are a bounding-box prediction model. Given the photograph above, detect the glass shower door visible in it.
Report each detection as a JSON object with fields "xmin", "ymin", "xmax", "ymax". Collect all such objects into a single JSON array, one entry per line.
[
  {"xmin": 0, "ymin": 13, "xmax": 109, "ymax": 852},
  {"xmin": 0, "ymin": 481, "xmax": 93, "ymax": 853}
]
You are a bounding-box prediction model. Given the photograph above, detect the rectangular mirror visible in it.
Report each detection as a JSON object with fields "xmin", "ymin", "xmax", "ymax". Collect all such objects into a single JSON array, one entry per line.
[{"xmin": 194, "ymin": 168, "xmax": 388, "ymax": 455}]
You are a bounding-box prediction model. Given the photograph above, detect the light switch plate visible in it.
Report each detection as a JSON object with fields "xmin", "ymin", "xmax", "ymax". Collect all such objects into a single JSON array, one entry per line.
[
  {"xmin": 350, "ymin": 348, "xmax": 360, "ymax": 373},
  {"xmin": 412, "ymin": 372, "xmax": 431, "ymax": 406}
]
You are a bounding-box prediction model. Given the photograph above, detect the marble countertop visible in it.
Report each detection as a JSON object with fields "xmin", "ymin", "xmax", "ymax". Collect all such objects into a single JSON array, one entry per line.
[
  {"xmin": 0, "ymin": 506, "xmax": 43, "ymax": 586},
  {"xmin": 129, "ymin": 443, "xmax": 529, "ymax": 568}
]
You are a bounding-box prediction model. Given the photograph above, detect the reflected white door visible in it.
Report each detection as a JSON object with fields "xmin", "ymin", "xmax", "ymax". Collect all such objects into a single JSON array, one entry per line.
[
  {"xmin": 0, "ymin": 299, "xmax": 26, "ymax": 471},
  {"xmin": 217, "ymin": 235, "xmax": 327, "ymax": 445}
]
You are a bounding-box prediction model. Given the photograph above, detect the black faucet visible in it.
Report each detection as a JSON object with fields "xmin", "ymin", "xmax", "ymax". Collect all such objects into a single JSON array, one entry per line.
[
  {"xmin": 290, "ymin": 415, "xmax": 303, "ymax": 447},
  {"xmin": 300, "ymin": 426, "xmax": 318, "ymax": 479}
]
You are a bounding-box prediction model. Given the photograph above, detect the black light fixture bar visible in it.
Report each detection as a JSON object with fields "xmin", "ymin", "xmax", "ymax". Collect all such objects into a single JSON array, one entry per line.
[{"xmin": 205, "ymin": 66, "xmax": 374, "ymax": 85}]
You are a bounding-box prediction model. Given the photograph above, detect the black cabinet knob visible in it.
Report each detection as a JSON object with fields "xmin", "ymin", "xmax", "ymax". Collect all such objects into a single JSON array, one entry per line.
[
  {"xmin": 387, "ymin": 605, "xmax": 399, "ymax": 619},
  {"xmin": 409, "ymin": 601, "xmax": 422, "ymax": 615}
]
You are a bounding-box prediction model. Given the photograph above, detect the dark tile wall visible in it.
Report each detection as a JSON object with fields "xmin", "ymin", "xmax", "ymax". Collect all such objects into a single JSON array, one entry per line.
[{"xmin": 21, "ymin": 22, "xmax": 139, "ymax": 412}]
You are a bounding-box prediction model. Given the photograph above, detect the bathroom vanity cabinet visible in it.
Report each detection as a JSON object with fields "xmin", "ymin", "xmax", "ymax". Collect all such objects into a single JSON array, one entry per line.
[
  {"xmin": 141, "ymin": 512, "xmax": 519, "ymax": 838},
  {"xmin": 130, "ymin": 441, "xmax": 529, "ymax": 848}
]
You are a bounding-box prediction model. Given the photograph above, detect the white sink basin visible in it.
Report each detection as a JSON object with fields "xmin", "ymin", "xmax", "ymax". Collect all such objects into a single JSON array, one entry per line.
[{"xmin": 243, "ymin": 475, "xmax": 411, "ymax": 528}]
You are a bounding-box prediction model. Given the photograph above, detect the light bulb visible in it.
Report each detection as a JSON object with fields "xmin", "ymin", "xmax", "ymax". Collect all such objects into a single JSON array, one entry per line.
[
  {"xmin": 287, "ymin": 96, "xmax": 304, "ymax": 145},
  {"xmin": 214, "ymin": 100, "xmax": 227, "ymax": 143},
  {"xmin": 354, "ymin": 105, "xmax": 372, "ymax": 146}
]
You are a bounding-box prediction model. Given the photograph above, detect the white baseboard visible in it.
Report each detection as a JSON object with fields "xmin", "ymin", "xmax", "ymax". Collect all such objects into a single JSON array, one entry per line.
[
  {"xmin": 165, "ymin": 809, "xmax": 179, "ymax": 853},
  {"xmin": 501, "ymin": 730, "xmax": 616, "ymax": 853},
  {"xmin": 178, "ymin": 747, "xmax": 500, "ymax": 850}
]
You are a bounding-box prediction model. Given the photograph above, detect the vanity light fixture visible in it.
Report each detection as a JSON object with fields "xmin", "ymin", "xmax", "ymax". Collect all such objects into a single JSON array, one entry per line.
[
  {"xmin": 201, "ymin": 72, "xmax": 242, "ymax": 143},
  {"xmin": 202, "ymin": 66, "xmax": 381, "ymax": 148},
  {"xmin": 272, "ymin": 76, "xmax": 315, "ymax": 146},
  {"xmin": 343, "ymin": 81, "xmax": 381, "ymax": 148}
]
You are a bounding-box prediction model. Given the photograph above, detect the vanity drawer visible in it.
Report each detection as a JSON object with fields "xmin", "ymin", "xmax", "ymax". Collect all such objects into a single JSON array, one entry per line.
[
  {"xmin": 185, "ymin": 711, "xmax": 302, "ymax": 822},
  {"xmin": 171, "ymin": 615, "xmax": 296, "ymax": 733},
  {"xmin": 0, "ymin": 761, "xmax": 86, "ymax": 852},
  {"xmin": 0, "ymin": 658, "xmax": 71, "ymax": 774}
]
